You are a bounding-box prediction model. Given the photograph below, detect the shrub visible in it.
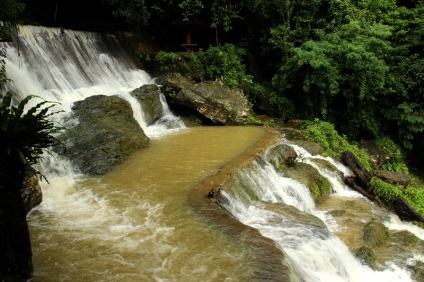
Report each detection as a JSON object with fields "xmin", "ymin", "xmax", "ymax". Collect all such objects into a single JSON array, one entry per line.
[{"xmin": 305, "ymin": 119, "xmax": 372, "ymax": 170}]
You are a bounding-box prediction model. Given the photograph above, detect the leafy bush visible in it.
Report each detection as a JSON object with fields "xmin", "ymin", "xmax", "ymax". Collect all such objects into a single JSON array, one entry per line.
[
  {"xmin": 305, "ymin": 119, "xmax": 372, "ymax": 170},
  {"xmin": 153, "ymin": 51, "xmax": 180, "ymax": 72},
  {"xmin": 375, "ymin": 136, "xmax": 409, "ymax": 173},
  {"xmin": 404, "ymin": 187, "xmax": 424, "ymax": 215},
  {"xmin": 370, "ymin": 177, "xmax": 403, "ymax": 206},
  {"xmin": 199, "ymin": 44, "xmax": 252, "ymax": 89}
]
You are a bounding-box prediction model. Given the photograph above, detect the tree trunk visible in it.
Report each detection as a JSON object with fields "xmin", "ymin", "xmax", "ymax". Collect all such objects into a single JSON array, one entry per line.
[
  {"xmin": 341, "ymin": 151, "xmax": 373, "ymax": 188},
  {"xmin": 0, "ymin": 169, "xmax": 33, "ymax": 280}
]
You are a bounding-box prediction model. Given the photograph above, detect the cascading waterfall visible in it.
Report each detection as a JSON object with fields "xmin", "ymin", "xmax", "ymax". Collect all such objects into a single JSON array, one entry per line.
[
  {"xmin": 221, "ymin": 139, "xmax": 422, "ymax": 282},
  {"xmin": 1, "ymin": 25, "xmax": 185, "ymax": 139}
]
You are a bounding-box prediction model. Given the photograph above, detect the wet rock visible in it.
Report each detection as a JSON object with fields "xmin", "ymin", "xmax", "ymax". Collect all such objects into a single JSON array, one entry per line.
[
  {"xmin": 409, "ymin": 261, "xmax": 424, "ymax": 282},
  {"xmin": 355, "ymin": 246, "xmax": 376, "ymax": 268},
  {"xmin": 392, "ymin": 230, "xmax": 421, "ymax": 247},
  {"xmin": 363, "ymin": 220, "xmax": 389, "ymax": 248},
  {"xmin": 290, "ymin": 140, "xmax": 325, "ymax": 156},
  {"xmin": 326, "ymin": 210, "xmax": 345, "ymax": 217},
  {"xmin": 284, "ymin": 163, "xmax": 332, "ymax": 203},
  {"xmin": 55, "ymin": 95, "xmax": 150, "ymax": 175},
  {"xmin": 130, "ymin": 84, "xmax": 163, "ymax": 126},
  {"xmin": 266, "ymin": 144, "xmax": 298, "ymax": 169}
]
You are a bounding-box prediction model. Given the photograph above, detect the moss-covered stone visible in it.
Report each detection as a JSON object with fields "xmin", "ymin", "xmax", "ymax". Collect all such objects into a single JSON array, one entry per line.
[
  {"xmin": 56, "ymin": 95, "xmax": 150, "ymax": 175},
  {"xmin": 355, "ymin": 246, "xmax": 376, "ymax": 268},
  {"xmin": 284, "ymin": 163, "xmax": 332, "ymax": 203},
  {"xmin": 131, "ymin": 84, "xmax": 163, "ymax": 125},
  {"xmin": 363, "ymin": 220, "xmax": 390, "ymax": 248}
]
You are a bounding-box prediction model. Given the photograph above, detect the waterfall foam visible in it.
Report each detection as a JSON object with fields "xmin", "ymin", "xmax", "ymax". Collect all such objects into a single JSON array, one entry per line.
[
  {"xmin": 1, "ymin": 25, "xmax": 185, "ymax": 139},
  {"xmin": 221, "ymin": 142, "xmax": 418, "ymax": 282}
]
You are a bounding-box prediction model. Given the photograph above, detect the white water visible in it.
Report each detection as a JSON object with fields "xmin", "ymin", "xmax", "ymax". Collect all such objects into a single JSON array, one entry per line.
[
  {"xmin": 221, "ymin": 141, "xmax": 422, "ymax": 282},
  {"xmin": 2, "ymin": 25, "xmax": 185, "ymax": 139}
]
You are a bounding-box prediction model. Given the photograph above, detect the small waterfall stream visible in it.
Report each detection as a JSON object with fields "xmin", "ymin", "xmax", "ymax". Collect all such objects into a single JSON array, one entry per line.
[{"xmin": 221, "ymin": 139, "xmax": 423, "ymax": 281}]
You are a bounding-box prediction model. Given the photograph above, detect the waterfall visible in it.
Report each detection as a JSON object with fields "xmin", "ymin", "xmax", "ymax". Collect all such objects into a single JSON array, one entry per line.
[
  {"xmin": 1, "ymin": 25, "xmax": 185, "ymax": 138},
  {"xmin": 221, "ymin": 141, "xmax": 420, "ymax": 282}
]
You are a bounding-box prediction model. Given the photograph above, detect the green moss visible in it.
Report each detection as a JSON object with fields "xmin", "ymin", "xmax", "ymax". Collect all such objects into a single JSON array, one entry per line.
[
  {"xmin": 355, "ymin": 246, "xmax": 377, "ymax": 268},
  {"xmin": 370, "ymin": 177, "xmax": 403, "ymax": 206},
  {"xmin": 363, "ymin": 220, "xmax": 390, "ymax": 248},
  {"xmin": 304, "ymin": 119, "xmax": 372, "ymax": 171}
]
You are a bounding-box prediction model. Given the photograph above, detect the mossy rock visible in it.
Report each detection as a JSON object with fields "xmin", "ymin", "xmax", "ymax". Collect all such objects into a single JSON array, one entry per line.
[
  {"xmin": 363, "ymin": 220, "xmax": 390, "ymax": 248},
  {"xmin": 56, "ymin": 95, "xmax": 149, "ymax": 175},
  {"xmin": 355, "ymin": 246, "xmax": 376, "ymax": 268},
  {"xmin": 326, "ymin": 209, "xmax": 345, "ymax": 217},
  {"xmin": 409, "ymin": 261, "xmax": 424, "ymax": 282},
  {"xmin": 391, "ymin": 230, "xmax": 420, "ymax": 247},
  {"xmin": 284, "ymin": 163, "xmax": 332, "ymax": 203}
]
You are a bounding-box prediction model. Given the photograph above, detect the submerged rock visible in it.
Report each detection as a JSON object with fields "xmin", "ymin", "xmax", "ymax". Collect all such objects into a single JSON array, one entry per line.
[
  {"xmin": 363, "ymin": 220, "xmax": 390, "ymax": 248},
  {"xmin": 55, "ymin": 95, "xmax": 150, "ymax": 175},
  {"xmin": 284, "ymin": 163, "xmax": 332, "ymax": 203}
]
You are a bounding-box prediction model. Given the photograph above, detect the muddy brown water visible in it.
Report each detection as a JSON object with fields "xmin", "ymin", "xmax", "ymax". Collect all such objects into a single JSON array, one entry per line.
[{"xmin": 28, "ymin": 126, "xmax": 288, "ymax": 281}]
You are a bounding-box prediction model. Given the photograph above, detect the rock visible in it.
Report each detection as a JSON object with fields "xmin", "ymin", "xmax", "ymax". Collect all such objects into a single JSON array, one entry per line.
[
  {"xmin": 290, "ymin": 140, "xmax": 325, "ymax": 156},
  {"xmin": 363, "ymin": 220, "xmax": 389, "ymax": 248},
  {"xmin": 130, "ymin": 84, "xmax": 163, "ymax": 126},
  {"xmin": 176, "ymin": 81, "xmax": 251, "ymax": 124},
  {"xmin": 355, "ymin": 246, "xmax": 376, "ymax": 268},
  {"xmin": 266, "ymin": 144, "xmax": 298, "ymax": 168},
  {"xmin": 373, "ymin": 170, "xmax": 410, "ymax": 188},
  {"xmin": 20, "ymin": 167, "xmax": 42, "ymax": 213},
  {"xmin": 284, "ymin": 163, "xmax": 332, "ymax": 203},
  {"xmin": 157, "ymin": 72, "xmax": 196, "ymax": 96},
  {"xmin": 409, "ymin": 261, "xmax": 424, "ymax": 282},
  {"xmin": 56, "ymin": 95, "xmax": 150, "ymax": 175}
]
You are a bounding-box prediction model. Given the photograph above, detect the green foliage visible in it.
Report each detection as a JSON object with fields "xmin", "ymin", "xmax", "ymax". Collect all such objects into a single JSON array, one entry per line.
[
  {"xmin": 102, "ymin": 0, "xmax": 149, "ymax": 29},
  {"xmin": 0, "ymin": 0, "xmax": 24, "ymax": 42},
  {"xmin": 305, "ymin": 119, "xmax": 372, "ymax": 170},
  {"xmin": 179, "ymin": 0, "xmax": 204, "ymax": 22},
  {"xmin": 404, "ymin": 187, "xmax": 424, "ymax": 215},
  {"xmin": 0, "ymin": 91, "xmax": 62, "ymax": 178},
  {"xmin": 180, "ymin": 52, "xmax": 202, "ymax": 73},
  {"xmin": 153, "ymin": 51, "xmax": 180, "ymax": 72},
  {"xmin": 370, "ymin": 177, "xmax": 403, "ymax": 206},
  {"xmin": 200, "ymin": 44, "xmax": 252, "ymax": 89},
  {"xmin": 210, "ymin": 0, "xmax": 243, "ymax": 32},
  {"xmin": 375, "ymin": 136, "xmax": 409, "ymax": 173}
]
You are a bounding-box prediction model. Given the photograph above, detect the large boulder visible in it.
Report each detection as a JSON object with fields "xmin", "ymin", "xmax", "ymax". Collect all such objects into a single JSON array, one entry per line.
[
  {"xmin": 175, "ymin": 81, "xmax": 250, "ymax": 124},
  {"xmin": 56, "ymin": 95, "xmax": 150, "ymax": 175},
  {"xmin": 131, "ymin": 84, "xmax": 163, "ymax": 126},
  {"xmin": 158, "ymin": 73, "xmax": 251, "ymax": 125}
]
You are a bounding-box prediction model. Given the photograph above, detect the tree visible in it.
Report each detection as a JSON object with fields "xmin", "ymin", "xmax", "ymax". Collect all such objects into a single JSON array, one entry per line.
[{"xmin": 273, "ymin": 20, "xmax": 393, "ymax": 138}]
